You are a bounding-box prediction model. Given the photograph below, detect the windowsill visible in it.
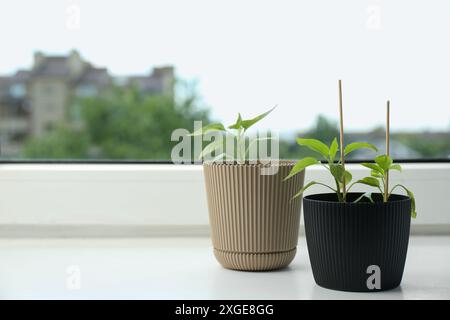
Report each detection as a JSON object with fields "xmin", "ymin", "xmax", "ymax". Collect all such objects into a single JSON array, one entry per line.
[
  {"xmin": 0, "ymin": 163, "xmax": 449, "ymax": 235},
  {"xmin": 0, "ymin": 236, "xmax": 449, "ymax": 299}
]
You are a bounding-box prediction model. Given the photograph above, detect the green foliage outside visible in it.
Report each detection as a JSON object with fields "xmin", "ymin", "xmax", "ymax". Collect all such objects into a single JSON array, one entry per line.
[
  {"xmin": 21, "ymin": 84, "xmax": 450, "ymax": 161},
  {"xmin": 22, "ymin": 84, "xmax": 210, "ymax": 160},
  {"xmin": 22, "ymin": 125, "xmax": 90, "ymax": 159},
  {"xmin": 280, "ymin": 115, "xmax": 340, "ymax": 159}
]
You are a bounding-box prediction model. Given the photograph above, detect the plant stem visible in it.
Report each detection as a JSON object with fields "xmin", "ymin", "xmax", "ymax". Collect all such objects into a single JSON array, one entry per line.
[
  {"xmin": 335, "ymin": 178, "xmax": 343, "ymax": 202},
  {"xmin": 384, "ymin": 100, "xmax": 390, "ymax": 202},
  {"xmin": 338, "ymin": 80, "xmax": 346, "ymax": 202}
]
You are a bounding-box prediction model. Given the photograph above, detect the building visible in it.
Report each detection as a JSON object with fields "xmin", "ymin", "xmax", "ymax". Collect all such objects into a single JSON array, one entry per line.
[
  {"xmin": 0, "ymin": 50, "xmax": 174, "ymax": 157},
  {"xmin": 128, "ymin": 66, "xmax": 175, "ymax": 97},
  {"xmin": 0, "ymin": 70, "xmax": 31, "ymax": 155},
  {"xmin": 29, "ymin": 50, "xmax": 111, "ymax": 136}
]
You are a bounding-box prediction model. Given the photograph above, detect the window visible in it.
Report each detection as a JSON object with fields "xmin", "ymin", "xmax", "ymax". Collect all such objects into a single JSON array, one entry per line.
[
  {"xmin": 0, "ymin": 0, "xmax": 448, "ymax": 161},
  {"xmin": 9, "ymin": 84, "xmax": 26, "ymax": 98},
  {"xmin": 0, "ymin": 1, "xmax": 448, "ymax": 302}
]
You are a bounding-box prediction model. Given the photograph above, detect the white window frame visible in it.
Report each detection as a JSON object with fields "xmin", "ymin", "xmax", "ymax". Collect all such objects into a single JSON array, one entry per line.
[{"xmin": 0, "ymin": 163, "xmax": 449, "ymax": 237}]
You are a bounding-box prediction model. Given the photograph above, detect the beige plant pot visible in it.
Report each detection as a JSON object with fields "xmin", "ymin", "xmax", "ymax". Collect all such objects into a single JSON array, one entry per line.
[{"xmin": 203, "ymin": 161, "xmax": 305, "ymax": 271}]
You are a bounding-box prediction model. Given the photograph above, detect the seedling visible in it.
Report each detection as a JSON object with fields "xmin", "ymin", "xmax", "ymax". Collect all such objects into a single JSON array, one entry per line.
[
  {"xmin": 189, "ymin": 106, "xmax": 276, "ymax": 164},
  {"xmin": 284, "ymin": 137, "xmax": 378, "ymax": 201},
  {"xmin": 358, "ymin": 101, "xmax": 417, "ymax": 217},
  {"xmin": 285, "ymin": 80, "xmax": 378, "ymax": 201},
  {"xmin": 285, "ymin": 84, "xmax": 417, "ymax": 218}
]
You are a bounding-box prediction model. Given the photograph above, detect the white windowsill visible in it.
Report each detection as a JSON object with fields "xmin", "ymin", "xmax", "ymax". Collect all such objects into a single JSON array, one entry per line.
[
  {"xmin": 0, "ymin": 235, "xmax": 449, "ymax": 299},
  {"xmin": 0, "ymin": 163, "xmax": 449, "ymax": 237}
]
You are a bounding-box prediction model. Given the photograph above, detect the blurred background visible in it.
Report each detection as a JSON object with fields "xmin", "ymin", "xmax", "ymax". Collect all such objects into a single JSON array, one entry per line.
[{"xmin": 0, "ymin": 0, "xmax": 449, "ymax": 161}]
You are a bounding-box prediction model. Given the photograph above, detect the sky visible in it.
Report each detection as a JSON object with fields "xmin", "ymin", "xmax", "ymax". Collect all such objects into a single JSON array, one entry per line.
[{"xmin": 0, "ymin": 0, "xmax": 449, "ymax": 133}]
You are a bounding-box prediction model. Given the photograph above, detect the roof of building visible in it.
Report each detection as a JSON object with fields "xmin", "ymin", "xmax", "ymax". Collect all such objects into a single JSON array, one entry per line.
[
  {"xmin": 127, "ymin": 67, "xmax": 174, "ymax": 93},
  {"xmin": 31, "ymin": 56, "xmax": 71, "ymax": 77},
  {"xmin": 128, "ymin": 75, "xmax": 163, "ymax": 92},
  {"xmin": 1, "ymin": 52, "xmax": 172, "ymax": 95},
  {"xmin": 13, "ymin": 70, "xmax": 31, "ymax": 82},
  {"xmin": 76, "ymin": 67, "xmax": 110, "ymax": 88},
  {"xmin": 29, "ymin": 54, "xmax": 112, "ymax": 89}
]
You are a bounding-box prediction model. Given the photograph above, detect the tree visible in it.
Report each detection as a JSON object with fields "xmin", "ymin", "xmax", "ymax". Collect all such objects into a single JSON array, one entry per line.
[
  {"xmin": 22, "ymin": 82, "xmax": 211, "ymax": 160},
  {"xmin": 22, "ymin": 124, "xmax": 90, "ymax": 159},
  {"xmin": 280, "ymin": 115, "xmax": 339, "ymax": 159},
  {"xmin": 304, "ymin": 115, "xmax": 339, "ymax": 145}
]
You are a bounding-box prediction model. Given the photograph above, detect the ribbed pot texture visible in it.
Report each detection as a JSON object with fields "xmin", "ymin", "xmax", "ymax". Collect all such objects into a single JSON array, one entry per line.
[
  {"xmin": 203, "ymin": 161, "xmax": 304, "ymax": 271},
  {"xmin": 303, "ymin": 193, "xmax": 411, "ymax": 292}
]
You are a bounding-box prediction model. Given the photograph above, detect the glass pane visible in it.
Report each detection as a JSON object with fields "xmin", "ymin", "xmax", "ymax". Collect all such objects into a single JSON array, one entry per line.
[{"xmin": 0, "ymin": 0, "xmax": 448, "ymax": 161}]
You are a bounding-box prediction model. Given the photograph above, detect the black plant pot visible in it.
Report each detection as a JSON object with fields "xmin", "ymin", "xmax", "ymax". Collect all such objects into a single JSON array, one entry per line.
[{"xmin": 303, "ymin": 193, "xmax": 411, "ymax": 292}]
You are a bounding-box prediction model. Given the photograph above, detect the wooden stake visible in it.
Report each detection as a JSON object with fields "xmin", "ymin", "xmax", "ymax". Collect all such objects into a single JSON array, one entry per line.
[
  {"xmin": 385, "ymin": 100, "xmax": 390, "ymax": 201},
  {"xmin": 386, "ymin": 100, "xmax": 390, "ymax": 157},
  {"xmin": 338, "ymin": 80, "xmax": 346, "ymax": 200}
]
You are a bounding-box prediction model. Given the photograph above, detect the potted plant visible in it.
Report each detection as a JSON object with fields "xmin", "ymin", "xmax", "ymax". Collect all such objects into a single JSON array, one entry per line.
[
  {"xmin": 191, "ymin": 107, "xmax": 305, "ymax": 271},
  {"xmin": 285, "ymin": 81, "xmax": 416, "ymax": 291}
]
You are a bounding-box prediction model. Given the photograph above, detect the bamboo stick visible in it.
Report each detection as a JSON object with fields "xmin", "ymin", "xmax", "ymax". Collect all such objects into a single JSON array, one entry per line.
[
  {"xmin": 385, "ymin": 100, "xmax": 390, "ymax": 201},
  {"xmin": 338, "ymin": 80, "xmax": 346, "ymax": 200}
]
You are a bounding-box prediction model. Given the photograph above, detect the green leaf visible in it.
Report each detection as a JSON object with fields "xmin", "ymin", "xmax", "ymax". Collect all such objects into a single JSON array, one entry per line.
[
  {"xmin": 344, "ymin": 142, "xmax": 378, "ymax": 156},
  {"xmin": 330, "ymin": 167, "xmax": 351, "ymax": 185},
  {"xmin": 329, "ymin": 137, "xmax": 339, "ymax": 162},
  {"xmin": 228, "ymin": 113, "xmax": 243, "ymax": 130},
  {"xmin": 389, "ymin": 164, "xmax": 402, "ymax": 172},
  {"xmin": 238, "ymin": 106, "xmax": 276, "ymax": 130},
  {"xmin": 189, "ymin": 123, "xmax": 226, "ymax": 136},
  {"xmin": 284, "ymin": 157, "xmax": 319, "ymax": 180},
  {"xmin": 330, "ymin": 164, "xmax": 345, "ymax": 183},
  {"xmin": 344, "ymin": 170, "xmax": 352, "ymax": 184},
  {"xmin": 406, "ymin": 188, "xmax": 417, "ymax": 219},
  {"xmin": 375, "ymin": 154, "xmax": 393, "ymax": 171},
  {"xmin": 296, "ymin": 138, "xmax": 329, "ymax": 159},
  {"xmin": 292, "ymin": 181, "xmax": 318, "ymax": 199},
  {"xmin": 356, "ymin": 177, "xmax": 381, "ymax": 188},
  {"xmin": 390, "ymin": 184, "xmax": 417, "ymax": 218},
  {"xmin": 354, "ymin": 192, "xmax": 374, "ymax": 203},
  {"xmin": 361, "ymin": 162, "xmax": 384, "ymax": 174},
  {"xmin": 371, "ymin": 170, "xmax": 383, "ymax": 178}
]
